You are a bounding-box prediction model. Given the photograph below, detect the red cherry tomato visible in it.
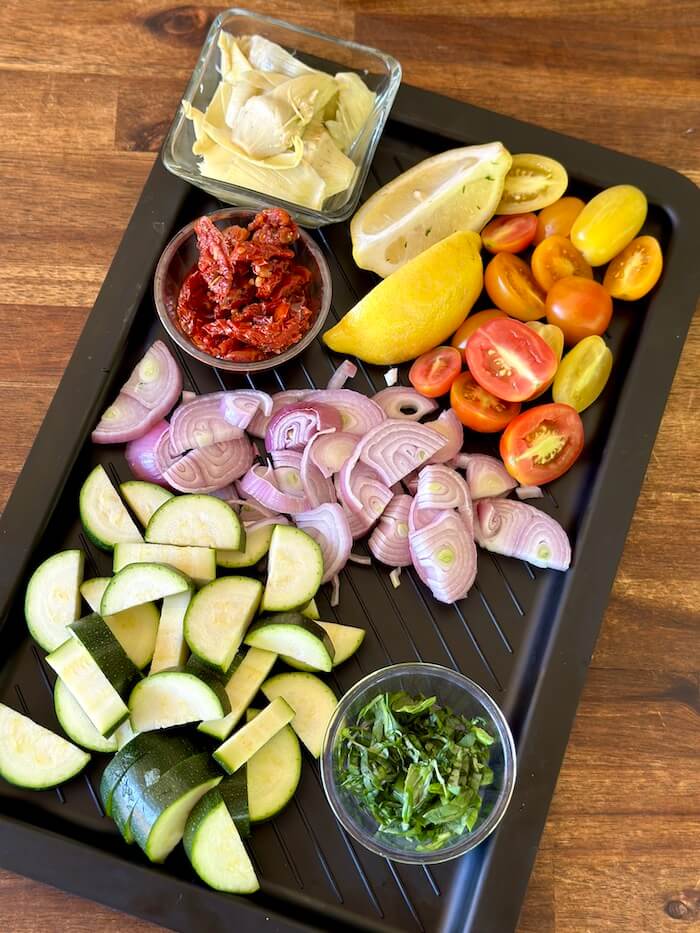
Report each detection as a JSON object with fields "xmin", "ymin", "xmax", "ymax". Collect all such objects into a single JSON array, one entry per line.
[
  {"xmin": 409, "ymin": 345, "xmax": 462, "ymax": 398},
  {"xmin": 450, "ymin": 372, "xmax": 521, "ymax": 433},
  {"xmin": 500, "ymin": 402, "xmax": 584, "ymax": 485},
  {"xmin": 465, "ymin": 318, "xmax": 558, "ymax": 402},
  {"xmin": 481, "ymin": 213, "xmax": 538, "ymax": 254},
  {"xmin": 545, "ymin": 276, "xmax": 613, "ymax": 345}
]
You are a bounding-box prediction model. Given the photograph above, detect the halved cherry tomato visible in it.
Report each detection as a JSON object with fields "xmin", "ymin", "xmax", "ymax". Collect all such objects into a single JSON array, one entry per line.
[
  {"xmin": 531, "ymin": 235, "xmax": 592, "ymax": 291},
  {"xmin": 466, "ymin": 318, "xmax": 558, "ymax": 402},
  {"xmin": 481, "ymin": 214, "xmax": 538, "ymax": 254},
  {"xmin": 534, "ymin": 197, "xmax": 585, "ymax": 244},
  {"xmin": 496, "ymin": 154, "xmax": 568, "ymax": 214},
  {"xmin": 603, "ymin": 235, "xmax": 663, "ymax": 300},
  {"xmin": 450, "ymin": 372, "xmax": 521, "ymax": 433},
  {"xmin": 525, "ymin": 321, "xmax": 565, "ymax": 398},
  {"xmin": 500, "ymin": 402, "xmax": 584, "ymax": 485},
  {"xmin": 545, "ymin": 276, "xmax": 613, "ymax": 345},
  {"xmin": 484, "ymin": 253, "xmax": 546, "ymax": 322},
  {"xmin": 553, "ymin": 335, "xmax": 613, "ymax": 412},
  {"xmin": 451, "ymin": 308, "xmax": 508, "ymax": 356},
  {"xmin": 409, "ymin": 346, "xmax": 462, "ymax": 398}
]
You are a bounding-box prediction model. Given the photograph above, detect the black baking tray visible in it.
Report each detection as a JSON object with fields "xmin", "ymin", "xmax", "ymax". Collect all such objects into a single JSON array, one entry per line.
[{"xmin": 1, "ymin": 82, "xmax": 698, "ymax": 933}]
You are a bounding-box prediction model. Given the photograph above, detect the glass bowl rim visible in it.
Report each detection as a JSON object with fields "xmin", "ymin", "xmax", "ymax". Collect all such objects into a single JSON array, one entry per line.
[
  {"xmin": 152, "ymin": 206, "xmax": 333, "ymax": 373},
  {"xmin": 320, "ymin": 662, "xmax": 517, "ymax": 864}
]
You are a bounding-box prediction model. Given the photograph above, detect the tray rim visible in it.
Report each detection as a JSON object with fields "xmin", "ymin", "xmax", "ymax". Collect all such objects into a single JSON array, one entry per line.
[{"xmin": 0, "ymin": 81, "xmax": 698, "ymax": 933}]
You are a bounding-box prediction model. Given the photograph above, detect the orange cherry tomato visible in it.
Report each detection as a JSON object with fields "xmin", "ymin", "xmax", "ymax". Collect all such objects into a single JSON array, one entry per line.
[
  {"xmin": 534, "ymin": 196, "xmax": 585, "ymax": 244},
  {"xmin": 545, "ymin": 276, "xmax": 613, "ymax": 345},
  {"xmin": 484, "ymin": 253, "xmax": 546, "ymax": 322},
  {"xmin": 450, "ymin": 372, "xmax": 521, "ymax": 433},
  {"xmin": 500, "ymin": 402, "xmax": 584, "ymax": 485},
  {"xmin": 481, "ymin": 213, "xmax": 538, "ymax": 254},
  {"xmin": 466, "ymin": 318, "xmax": 558, "ymax": 402},
  {"xmin": 603, "ymin": 235, "xmax": 663, "ymax": 300},
  {"xmin": 531, "ymin": 235, "xmax": 593, "ymax": 291},
  {"xmin": 409, "ymin": 346, "xmax": 462, "ymax": 398},
  {"xmin": 451, "ymin": 308, "xmax": 508, "ymax": 356}
]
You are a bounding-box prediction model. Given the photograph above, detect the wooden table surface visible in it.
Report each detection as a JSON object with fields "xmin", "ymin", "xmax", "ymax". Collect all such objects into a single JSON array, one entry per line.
[{"xmin": 0, "ymin": 1, "xmax": 698, "ymax": 930}]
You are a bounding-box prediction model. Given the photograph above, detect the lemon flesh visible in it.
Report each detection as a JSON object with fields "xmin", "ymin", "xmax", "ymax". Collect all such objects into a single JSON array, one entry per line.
[
  {"xmin": 323, "ymin": 231, "xmax": 483, "ymax": 365},
  {"xmin": 351, "ymin": 142, "xmax": 511, "ymax": 278}
]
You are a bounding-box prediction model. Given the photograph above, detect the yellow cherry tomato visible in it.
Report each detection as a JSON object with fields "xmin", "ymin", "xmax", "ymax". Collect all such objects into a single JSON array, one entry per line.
[
  {"xmin": 553, "ymin": 335, "xmax": 613, "ymax": 412},
  {"xmin": 526, "ymin": 321, "xmax": 564, "ymax": 398},
  {"xmin": 496, "ymin": 154, "xmax": 568, "ymax": 214},
  {"xmin": 534, "ymin": 196, "xmax": 585, "ymax": 244},
  {"xmin": 603, "ymin": 236, "xmax": 663, "ymax": 300},
  {"xmin": 570, "ymin": 185, "xmax": 647, "ymax": 266}
]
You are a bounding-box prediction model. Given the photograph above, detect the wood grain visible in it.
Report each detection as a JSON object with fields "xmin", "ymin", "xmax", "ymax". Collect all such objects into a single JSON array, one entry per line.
[{"xmin": 0, "ymin": 2, "xmax": 698, "ymax": 931}]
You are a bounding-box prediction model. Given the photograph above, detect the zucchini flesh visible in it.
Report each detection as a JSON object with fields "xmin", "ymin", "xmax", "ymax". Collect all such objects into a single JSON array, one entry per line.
[
  {"xmin": 244, "ymin": 613, "xmax": 334, "ymax": 672},
  {"xmin": 217, "ymin": 770, "xmax": 251, "ymax": 839},
  {"xmin": 113, "ymin": 543, "xmax": 216, "ymax": 586},
  {"xmin": 214, "ymin": 697, "xmax": 294, "ymax": 774},
  {"xmin": 119, "ymin": 481, "xmax": 173, "ymax": 527},
  {"xmin": 145, "ymin": 494, "xmax": 242, "ymax": 550},
  {"xmin": 217, "ymin": 523, "xmax": 274, "ymax": 569},
  {"xmin": 0, "ymin": 703, "xmax": 90, "ymax": 790},
  {"xmin": 128, "ymin": 671, "xmax": 226, "ymax": 732},
  {"xmin": 80, "ymin": 577, "xmax": 158, "ymax": 670},
  {"xmin": 246, "ymin": 709, "xmax": 301, "ymax": 822},
  {"xmin": 150, "ymin": 589, "xmax": 192, "ymax": 674},
  {"xmin": 261, "ymin": 525, "xmax": 323, "ymax": 612},
  {"xmin": 24, "ymin": 549, "xmax": 84, "ymax": 652},
  {"xmin": 300, "ymin": 598, "xmax": 320, "ymax": 620},
  {"xmin": 281, "ymin": 620, "xmax": 365, "ymax": 671},
  {"xmin": 101, "ymin": 563, "xmax": 190, "ymax": 616},
  {"xmin": 69, "ymin": 614, "xmax": 141, "ymax": 696},
  {"xmin": 261, "ymin": 672, "xmax": 338, "ymax": 758},
  {"xmin": 198, "ymin": 648, "xmax": 277, "ymax": 742},
  {"xmin": 79, "ymin": 465, "xmax": 143, "ymax": 551},
  {"xmin": 184, "ymin": 794, "xmax": 259, "ymax": 893},
  {"xmin": 54, "ymin": 678, "xmax": 118, "ymax": 753},
  {"xmin": 184, "ymin": 577, "xmax": 262, "ymax": 671}
]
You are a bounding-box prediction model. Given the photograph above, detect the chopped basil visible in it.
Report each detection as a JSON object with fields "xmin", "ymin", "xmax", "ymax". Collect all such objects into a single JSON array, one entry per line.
[{"xmin": 335, "ymin": 691, "xmax": 495, "ymax": 850}]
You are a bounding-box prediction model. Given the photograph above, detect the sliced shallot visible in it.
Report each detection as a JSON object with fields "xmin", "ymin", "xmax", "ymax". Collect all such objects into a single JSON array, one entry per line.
[
  {"xmin": 306, "ymin": 429, "xmax": 358, "ymax": 478},
  {"xmin": 409, "ymin": 511, "xmax": 478, "ymax": 604},
  {"xmin": 474, "ymin": 498, "xmax": 571, "ymax": 571},
  {"xmin": 415, "ymin": 465, "xmax": 473, "ymax": 534},
  {"xmin": 460, "ymin": 453, "xmax": 518, "ymax": 500},
  {"xmin": 516, "ymin": 485, "xmax": 544, "ymax": 500},
  {"xmin": 265, "ymin": 402, "xmax": 342, "ymax": 452},
  {"xmin": 337, "ymin": 459, "xmax": 393, "ymax": 518},
  {"xmin": 372, "ymin": 387, "xmax": 438, "ymax": 421},
  {"xmin": 92, "ymin": 393, "xmax": 154, "ymax": 445},
  {"xmin": 408, "ymin": 498, "xmax": 443, "ymax": 533},
  {"xmin": 358, "ymin": 419, "xmax": 448, "ymax": 485},
  {"xmin": 247, "ymin": 389, "xmax": 310, "ymax": 438},
  {"xmin": 168, "ymin": 393, "xmax": 253, "ymax": 454},
  {"xmin": 124, "ymin": 420, "xmax": 170, "ymax": 485},
  {"xmin": 368, "ymin": 494, "xmax": 412, "ymax": 567},
  {"xmin": 163, "ymin": 436, "xmax": 254, "ymax": 493},
  {"xmin": 154, "ymin": 426, "xmax": 181, "ymax": 476},
  {"xmin": 327, "ymin": 360, "xmax": 357, "ymax": 390},
  {"xmin": 300, "ymin": 439, "xmax": 337, "ymax": 506},
  {"xmin": 122, "ymin": 340, "xmax": 183, "ymax": 412},
  {"xmin": 335, "ymin": 478, "xmax": 376, "ymax": 539},
  {"xmin": 239, "ymin": 464, "xmax": 310, "ymax": 514},
  {"xmin": 306, "ymin": 389, "xmax": 385, "ymax": 436},
  {"xmin": 426, "ymin": 409, "xmax": 464, "ymax": 464},
  {"xmin": 295, "ymin": 503, "xmax": 352, "ymax": 583}
]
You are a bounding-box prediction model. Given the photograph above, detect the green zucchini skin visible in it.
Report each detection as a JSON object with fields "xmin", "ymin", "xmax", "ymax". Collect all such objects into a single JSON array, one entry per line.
[{"xmin": 69, "ymin": 613, "xmax": 142, "ymax": 696}]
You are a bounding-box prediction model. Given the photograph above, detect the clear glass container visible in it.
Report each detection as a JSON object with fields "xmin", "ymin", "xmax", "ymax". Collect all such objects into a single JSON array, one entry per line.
[
  {"xmin": 320, "ymin": 663, "xmax": 517, "ymax": 864},
  {"xmin": 161, "ymin": 8, "xmax": 402, "ymax": 227},
  {"xmin": 153, "ymin": 207, "xmax": 332, "ymax": 373}
]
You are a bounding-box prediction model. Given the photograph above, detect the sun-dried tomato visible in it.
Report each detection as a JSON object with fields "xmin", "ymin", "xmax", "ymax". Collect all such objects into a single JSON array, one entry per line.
[{"xmin": 193, "ymin": 216, "xmax": 233, "ymax": 303}]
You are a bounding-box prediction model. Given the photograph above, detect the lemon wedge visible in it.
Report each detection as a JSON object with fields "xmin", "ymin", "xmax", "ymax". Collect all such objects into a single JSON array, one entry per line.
[
  {"xmin": 323, "ymin": 231, "xmax": 483, "ymax": 365},
  {"xmin": 351, "ymin": 142, "xmax": 511, "ymax": 277}
]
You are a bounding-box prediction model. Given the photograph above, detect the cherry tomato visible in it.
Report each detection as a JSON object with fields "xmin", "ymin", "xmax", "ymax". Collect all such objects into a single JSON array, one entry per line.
[
  {"xmin": 525, "ymin": 321, "xmax": 564, "ymax": 398},
  {"xmin": 484, "ymin": 253, "xmax": 546, "ymax": 322},
  {"xmin": 531, "ymin": 235, "xmax": 592, "ymax": 291},
  {"xmin": 450, "ymin": 372, "xmax": 521, "ymax": 433},
  {"xmin": 500, "ymin": 402, "xmax": 584, "ymax": 485},
  {"xmin": 409, "ymin": 346, "xmax": 462, "ymax": 398},
  {"xmin": 481, "ymin": 214, "xmax": 538, "ymax": 254},
  {"xmin": 534, "ymin": 197, "xmax": 585, "ymax": 244},
  {"xmin": 545, "ymin": 276, "xmax": 613, "ymax": 345},
  {"xmin": 553, "ymin": 335, "xmax": 613, "ymax": 413},
  {"xmin": 496, "ymin": 154, "xmax": 569, "ymax": 214},
  {"xmin": 451, "ymin": 308, "xmax": 508, "ymax": 356},
  {"xmin": 603, "ymin": 235, "xmax": 663, "ymax": 300},
  {"xmin": 466, "ymin": 318, "xmax": 558, "ymax": 402},
  {"xmin": 570, "ymin": 185, "xmax": 647, "ymax": 266}
]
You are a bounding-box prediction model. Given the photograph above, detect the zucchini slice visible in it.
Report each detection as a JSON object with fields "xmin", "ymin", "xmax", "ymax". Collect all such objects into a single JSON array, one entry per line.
[
  {"xmin": 24, "ymin": 549, "xmax": 84, "ymax": 652},
  {"xmin": 261, "ymin": 672, "xmax": 338, "ymax": 758},
  {"xmin": 119, "ymin": 481, "xmax": 174, "ymax": 527},
  {"xmin": 130, "ymin": 752, "xmax": 222, "ymax": 863},
  {"xmin": 184, "ymin": 577, "xmax": 263, "ymax": 672},
  {"xmin": 0, "ymin": 703, "xmax": 90, "ymax": 790},
  {"xmin": 146, "ymin": 495, "xmax": 242, "ymax": 550},
  {"xmin": 245, "ymin": 613, "xmax": 334, "ymax": 673},
  {"xmin": 301, "ymin": 598, "xmax": 320, "ymax": 620},
  {"xmin": 198, "ymin": 647, "xmax": 277, "ymax": 742},
  {"xmin": 113, "ymin": 543, "xmax": 216, "ymax": 586},
  {"xmin": 217, "ymin": 523, "xmax": 274, "ymax": 569},
  {"xmin": 80, "ymin": 578, "xmax": 159, "ymax": 671},
  {"xmin": 46, "ymin": 637, "xmax": 129, "ymax": 737},
  {"xmin": 213, "ymin": 697, "xmax": 294, "ymax": 774},
  {"xmin": 79, "ymin": 465, "xmax": 143, "ymax": 552},
  {"xmin": 100, "ymin": 731, "xmax": 181, "ymax": 816},
  {"xmin": 128, "ymin": 671, "xmax": 227, "ymax": 732},
  {"xmin": 184, "ymin": 790, "xmax": 259, "ymax": 893},
  {"xmin": 281, "ymin": 620, "xmax": 366, "ymax": 672},
  {"xmin": 150, "ymin": 588, "xmax": 193, "ymax": 675},
  {"xmin": 101, "ymin": 563, "xmax": 190, "ymax": 616},
  {"xmin": 54, "ymin": 677, "xmax": 118, "ymax": 753},
  {"xmin": 261, "ymin": 526, "xmax": 323, "ymax": 613},
  {"xmin": 246, "ymin": 708, "xmax": 301, "ymax": 822},
  {"xmin": 217, "ymin": 770, "xmax": 251, "ymax": 839},
  {"xmin": 69, "ymin": 614, "xmax": 141, "ymax": 696}
]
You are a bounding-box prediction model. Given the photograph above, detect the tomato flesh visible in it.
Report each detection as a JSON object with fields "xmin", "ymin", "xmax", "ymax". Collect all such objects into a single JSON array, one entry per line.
[
  {"xmin": 409, "ymin": 346, "xmax": 462, "ymax": 398},
  {"xmin": 451, "ymin": 308, "xmax": 508, "ymax": 356},
  {"xmin": 466, "ymin": 318, "xmax": 558, "ymax": 402},
  {"xmin": 496, "ymin": 154, "xmax": 568, "ymax": 215},
  {"xmin": 603, "ymin": 235, "xmax": 663, "ymax": 300},
  {"xmin": 553, "ymin": 335, "xmax": 613, "ymax": 412},
  {"xmin": 500, "ymin": 403, "xmax": 584, "ymax": 485},
  {"xmin": 534, "ymin": 197, "xmax": 585, "ymax": 244},
  {"xmin": 450, "ymin": 372, "xmax": 521, "ymax": 433},
  {"xmin": 481, "ymin": 214, "xmax": 537, "ymax": 254},
  {"xmin": 484, "ymin": 253, "xmax": 546, "ymax": 322},
  {"xmin": 531, "ymin": 235, "xmax": 592, "ymax": 292},
  {"xmin": 545, "ymin": 275, "xmax": 613, "ymax": 345}
]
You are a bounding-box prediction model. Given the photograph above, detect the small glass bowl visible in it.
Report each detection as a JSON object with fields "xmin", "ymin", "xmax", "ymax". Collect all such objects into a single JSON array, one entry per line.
[
  {"xmin": 153, "ymin": 207, "xmax": 332, "ymax": 373},
  {"xmin": 320, "ymin": 663, "xmax": 517, "ymax": 864},
  {"xmin": 161, "ymin": 8, "xmax": 401, "ymax": 227}
]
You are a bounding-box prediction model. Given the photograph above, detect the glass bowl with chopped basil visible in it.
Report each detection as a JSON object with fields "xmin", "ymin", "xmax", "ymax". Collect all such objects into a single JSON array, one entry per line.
[{"xmin": 320, "ymin": 663, "xmax": 516, "ymax": 863}]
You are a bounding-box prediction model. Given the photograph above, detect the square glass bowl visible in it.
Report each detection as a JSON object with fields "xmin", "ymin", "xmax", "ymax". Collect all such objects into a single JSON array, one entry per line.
[{"xmin": 161, "ymin": 8, "xmax": 402, "ymax": 227}]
